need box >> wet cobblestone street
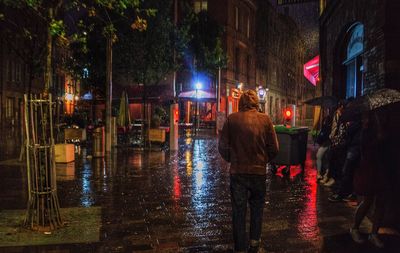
[1,131,399,252]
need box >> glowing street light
[195,82,202,92]
[257,86,268,113]
[195,81,202,134]
[65,93,73,101]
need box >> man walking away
[218,90,279,253]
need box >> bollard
[93,126,105,157]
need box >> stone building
[320,0,400,229]
[320,0,400,98]
[174,0,258,126]
[271,0,320,59]
[208,0,258,114]
[256,0,314,125]
[180,0,315,125]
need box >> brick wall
[210,0,257,90]
[320,0,400,230]
[320,0,393,97]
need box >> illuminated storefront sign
[304,55,319,86]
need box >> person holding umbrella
[304,95,338,182]
[321,99,348,187]
[315,109,333,181]
[346,89,400,248]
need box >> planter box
[148,128,166,143]
[56,162,76,181]
[54,143,75,163]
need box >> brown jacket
[218,93,279,175]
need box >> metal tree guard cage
[24,94,63,231]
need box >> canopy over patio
[178,90,216,100]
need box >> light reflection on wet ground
[0,130,399,252]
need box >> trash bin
[272,125,309,170]
[93,126,105,157]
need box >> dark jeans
[230,174,267,251]
[328,146,346,181]
[337,146,360,196]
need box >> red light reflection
[173,174,181,200]
[297,151,320,242]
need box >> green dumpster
[272,125,309,170]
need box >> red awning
[304,55,319,86]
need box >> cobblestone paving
[0,131,399,252]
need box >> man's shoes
[350,228,365,244]
[328,194,343,202]
[323,178,335,187]
[343,194,357,202]
[369,233,384,248]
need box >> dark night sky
[269,0,320,60]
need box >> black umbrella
[304,96,338,108]
[341,88,400,121]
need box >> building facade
[0,7,75,156]
[207,0,258,114]
[174,0,257,127]
[320,0,400,229]
[256,1,314,125]
[320,0,400,98]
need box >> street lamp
[195,82,202,135]
[257,86,267,113]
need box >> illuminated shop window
[247,16,250,38]
[343,23,364,98]
[194,0,207,13]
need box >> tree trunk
[105,36,113,152]
[28,66,33,96]
[142,83,147,149]
[44,8,53,94]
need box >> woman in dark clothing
[322,100,347,187]
[316,110,333,181]
[328,118,361,201]
[350,105,399,248]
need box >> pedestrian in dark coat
[218,89,279,253]
[350,103,400,248]
[322,100,347,187]
[328,118,361,202]
[316,109,333,181]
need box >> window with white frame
[16,62,22,82]
[235,47,240,79]
[6,97,14,118]
[235,7,239,31]
[247,16,250,38]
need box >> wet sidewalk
[0,131,399,252]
